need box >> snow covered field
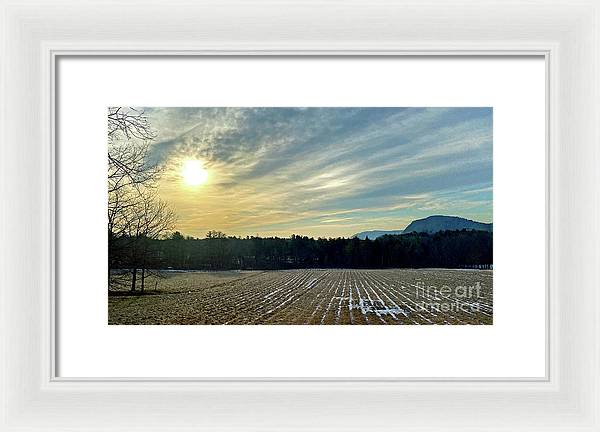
[108,269,493,325]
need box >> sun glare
[181,160,209,186]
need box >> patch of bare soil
[108,269,493,325]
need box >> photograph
[108,107,493,325]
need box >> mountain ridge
[353,215,492,239]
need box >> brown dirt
[108,269,493,325]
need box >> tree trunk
[141,267,145,293]
[131,268,137,292]
[107,231,113,289]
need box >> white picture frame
[1,1,598,431]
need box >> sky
[140,107,492,239]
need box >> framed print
[56,56,545,379]
[1,1,599,431]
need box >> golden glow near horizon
[181,159,209,186]
[146,107,493,239]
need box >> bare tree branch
[107,107,177,291]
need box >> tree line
[110,229,493,279]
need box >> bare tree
[128,191,176,292]
[107,107,175,291]
[108,107,160,196]
[108,107,156,142]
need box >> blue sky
[143,107,492,238]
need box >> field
[108,269,492,325]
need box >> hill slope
[352,215,492,239]
[403,215,492,234]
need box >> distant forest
[109,229,493,290]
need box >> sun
[181,159,209,186]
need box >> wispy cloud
[142,107,492,238]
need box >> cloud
[141,107,493,238]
